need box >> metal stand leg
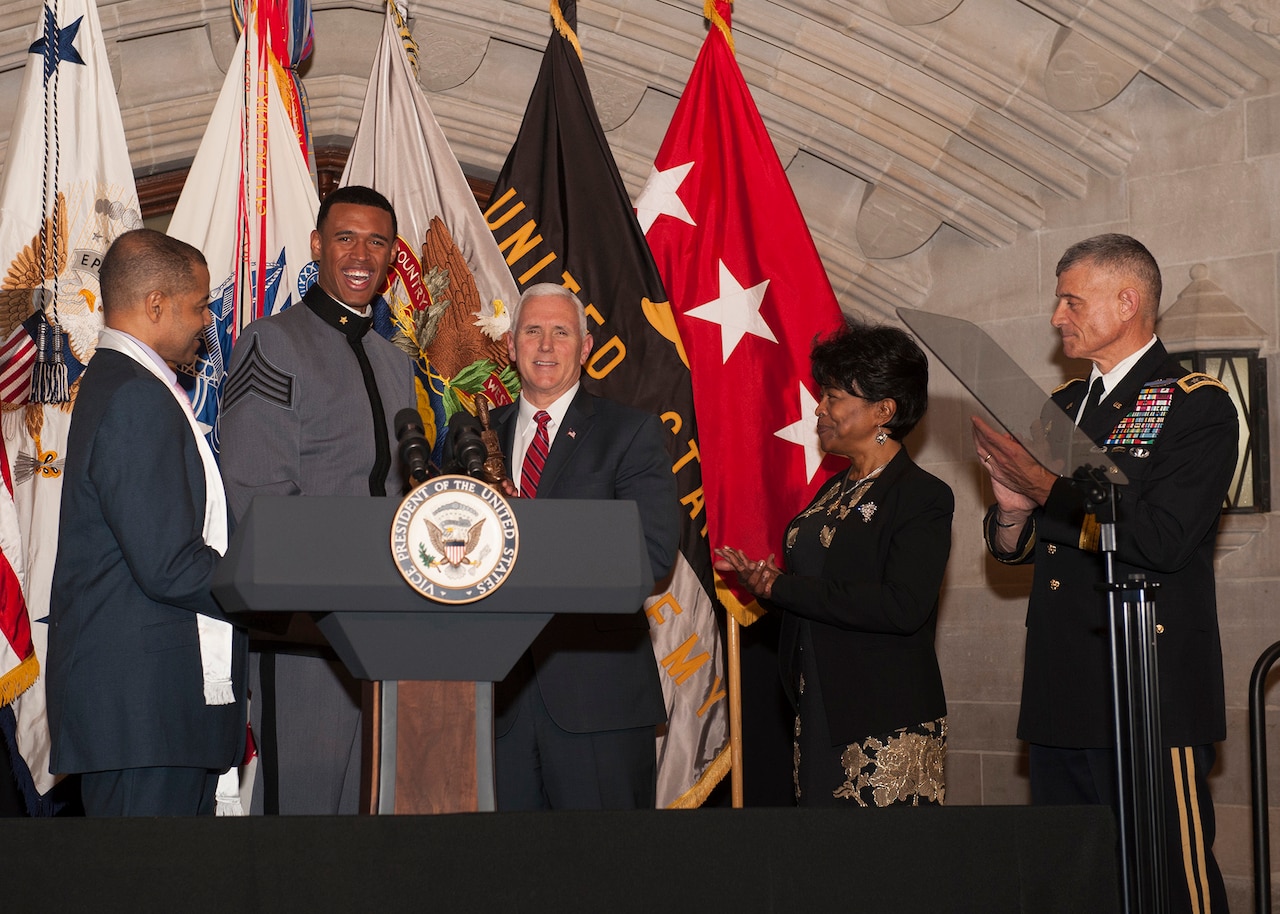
[1107,576,1166,914]
[1094,470,1167,914]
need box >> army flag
[486,0,729,807]
[167,0,319,453]
[340,0,520,462]
[638,0,845,623]
[0,0,143,806]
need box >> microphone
[395,408,434,486]
[447,410,487,479]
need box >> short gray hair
[511,282,589,338]
[1056,233,1162,320]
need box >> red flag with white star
[639,0,845,622]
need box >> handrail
[1248,639,1280,914]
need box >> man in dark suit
[47,229,247,816]
[973,234,1236,914]
[488,282,679,810]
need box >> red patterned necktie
[520,410,552,498]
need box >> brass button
[1046,544,1057,555]
[1156,624,1165,634]
[1049,579,1060,590]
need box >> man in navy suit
[488,282,679,810]
[47,229,247,816]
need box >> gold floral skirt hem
[794,713,947,808]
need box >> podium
[212,492,654,814]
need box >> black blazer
[771,447,953,742]
[986,342,1237,748]
[47,350,247,774]
[489,387,680,733]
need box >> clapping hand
[713,546,782,600]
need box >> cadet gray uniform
[220,285,414,814]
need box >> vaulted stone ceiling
[0,0,1275,317]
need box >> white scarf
[95,328,243,814]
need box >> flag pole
[727,613,744,807]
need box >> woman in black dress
[716,319,954,807]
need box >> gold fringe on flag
[668,743,733,808]
[388,0,421,79]
[704,0,735,56]
[0,653,38,708]
[550,0,584,63]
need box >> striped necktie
[520,410,552,498]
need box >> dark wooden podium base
[361,680,494,814]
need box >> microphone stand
[1078,465,1168,914]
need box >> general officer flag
[638,0,845,624]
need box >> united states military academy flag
[167,0,320,453]
[486,0,729,807]
[0,0,143,808]
[340,0,520,464]
[639,0,845,625]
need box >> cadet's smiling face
[310,203,395,309]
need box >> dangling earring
[875,428,888,446]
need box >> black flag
[485,0,728,806]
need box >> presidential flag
[486,0,728,807]
[638,0,845,624]
[340,0,520,463]
[0,0,143,806]
[167,0,319,452]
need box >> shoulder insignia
[1051,377,1086,395]
[1178,372,1228,395]
[1079,513,1100,553]
[222,334,295,412]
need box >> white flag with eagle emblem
[0,0,142,807]
[339,0,520,461]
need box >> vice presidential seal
[390,474,519,604]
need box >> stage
[2,805,1118,912]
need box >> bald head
[99,229,212,365]
[100,229,208,318]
